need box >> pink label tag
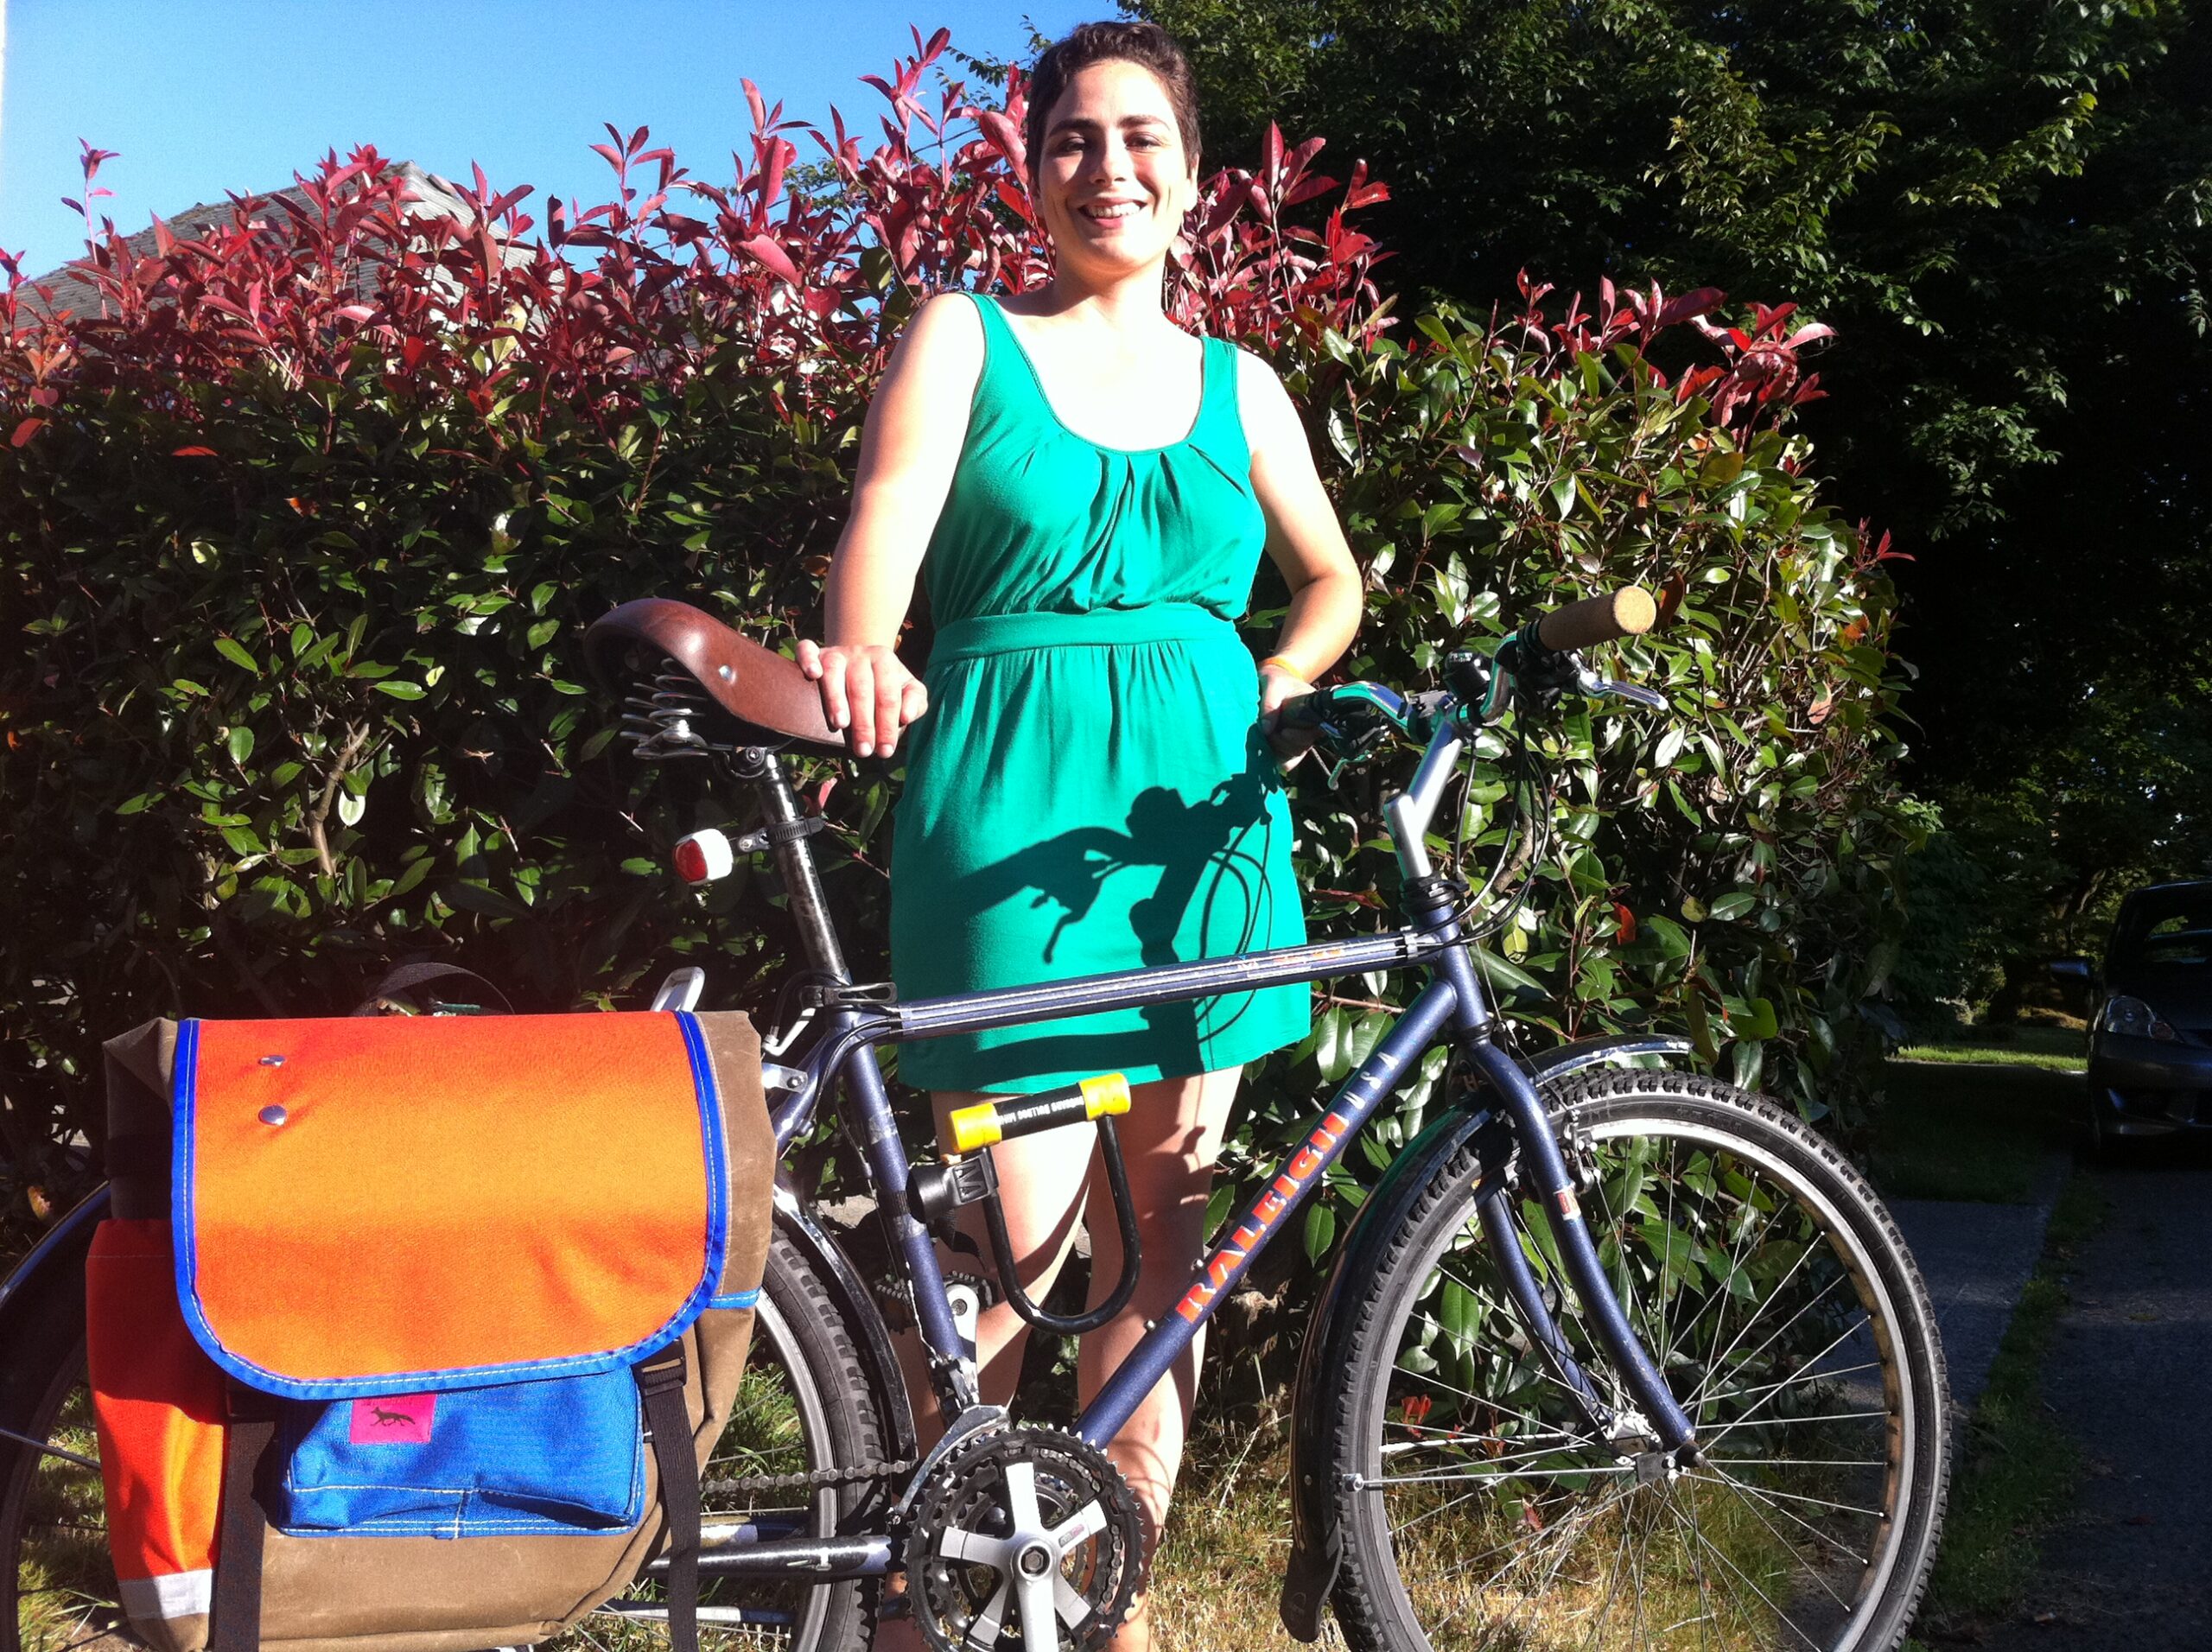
[348,1394,436,1445]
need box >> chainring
[906,1425,1147,1652]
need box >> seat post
[735,748,851,982]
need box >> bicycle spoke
[1668,1484,1718,1651]
[1696,1306,1872,1427]
[1675,1497,1827,1652]
[1688,1468,1883,1523]
[1687,1263,1847,1414]
[1380,1462,1637,1490]
[1576,1502,1635,1650]
[1388,1360,1594,1447]
[1417,1477,1639,1645]
[1699,1356,1883,1422]
[1698,1465,1874,1569]
[1694,1468,1857,1614]
[1705,1456,1886,1471]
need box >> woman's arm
[797,295,983,756]
[1238,352,1364,742]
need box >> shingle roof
[20,161,482,322]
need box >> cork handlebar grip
[1534,588,1659,653]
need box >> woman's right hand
[796,640,928,759]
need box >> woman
[798,20,1363,1646]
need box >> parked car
[2056,879,2212,1152]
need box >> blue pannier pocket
[276,1365,645,1538]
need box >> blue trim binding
[171,1013,734,1400]
[707,1290,761,1312]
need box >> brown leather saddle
[582,598,844,758]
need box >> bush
[0,34,1914,1278]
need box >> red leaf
[1613,904,1637,944]
[743,77,767,135]
[10,418,45,447]
[1654,286,1726,329]
[1339,158,1391,212]
[976,110,1027,173]
[171,445,216,456]
[740,234,803,287]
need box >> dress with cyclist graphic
[888,292,1310,1095]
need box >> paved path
[1980,1153,2212,1650]
[1886,1155,2069,1420]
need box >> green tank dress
[887,293,1311,1095]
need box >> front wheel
[1322,1069,1950,1652]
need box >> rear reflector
[672,829,734,885]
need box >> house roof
[21,161,483,322]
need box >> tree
[1,35,1910,1261]
[1135,0,2212,988]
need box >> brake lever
[1575,667,1668,712]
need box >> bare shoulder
[881,291,986,404]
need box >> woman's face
[1034,59,1198,281]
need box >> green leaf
[373,681,426,700]
[226,726,254,765]
[1708,889,1758,921]
[214,638,260,674]
[1303,1200,1337,1266]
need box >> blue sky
[0,1,1095,277]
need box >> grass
[1892,1023,2087,1075]
[1866,1048,2082,1203]
[1146,1412,1319,1650]
[1893,1043,2085,1074]
[1908,1172,2109,1642]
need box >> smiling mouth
[1079,201,1142,223]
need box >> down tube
[1077,980,1461,1451]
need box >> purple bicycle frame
[768,915,1698,1462]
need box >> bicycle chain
[703,1456,917,1497]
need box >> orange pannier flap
[172,1011,730,1400]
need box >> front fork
[1419,894,1699,1460]
[1462,1035,1699,1457]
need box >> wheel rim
[3,1338,120,1652]
[1361,1109,1924,1651]
[3,1299,855,1652]
[576,1291,853,1650]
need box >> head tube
[1384,719,1466,881]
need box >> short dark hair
[1023,22,1203,182]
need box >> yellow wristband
[1259,653,1307,680]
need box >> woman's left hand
[1258,660,1319,765]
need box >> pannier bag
[89,1007,776,1652]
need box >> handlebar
[1532,587,1658,653]
[1274,583,1654,773]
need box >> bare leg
[884,1067,1242,1651]
[879,1090,1097,1651]
[1076,1065,1242,1652]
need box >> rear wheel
[1323,1070,1950,1651]
[0,1229,891,1652]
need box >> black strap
[207,1382,278,1652]
[636,1346,700,1652]
[349,961,516,1018]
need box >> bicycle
[0,587,1949,1651]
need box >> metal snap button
[258,1105,288,1127]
